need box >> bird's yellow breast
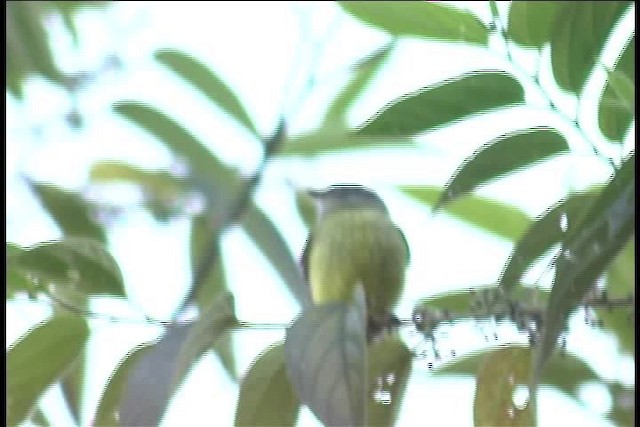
[308,209,408,315]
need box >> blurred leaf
[242,203,311,307]
[7,243,38,298]
[489,1,500,21]
[113,102,240,202]
[30,407,49,426]
[607,382,635,426]
[323,43,393,127]
[367,335,413,426]
[235,342,299,426]
[551,1,630,94]
[474,346,535,426]
[358,71,524,137]
[29,181,106,243]
[339,1,488,45]
[597,236,635,355]
[436,127,569,209]
[155,49,258,137]
[90,161,187,199]
[599,35,634,142]
[280,131,414,156]
[7,315,89,426]
[507,2,566,48]
[285,286,367,426]
[499,190,601,291]
[45,1,110,45]
[120,292,236,426]
[293,187,316,229]
[535,153,635,382]
[402,185,531,241]
[93,345,152,426]
[6,1,63,98]
[604,68,635,113]
[14,237,125,297]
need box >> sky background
[6,1,635,426]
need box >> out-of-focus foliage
[6,1,634,426]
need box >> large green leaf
[113,102,240,202]
[285,286,367,426]
[357,71,524,137]
[402,185,531,241]
[507,2,566,48]
[599,35,635,142]
[90,161,187,199]
[436,127,569,209]
[29,181,106,243]
[551,1,630,94]
[280,131,414,156]
[339,1,488,46]
[155,49,258,137]
[499,190,601,291]
[7,315,89,426]
[93,345,152,426]
[534,153,635,383]
[323,43,393,127]
[367,335,413,427]
[235,342,299,426]
[119,292,236,426]
[242,203,311,307]
[14,237,125,297]
[7,243,39,298]
[474,347,535,426]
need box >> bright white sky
[6,2,634,426]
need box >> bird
[301,184,410,341]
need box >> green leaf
[120,292,236,426]
[29,181,106,243]
[242,203,311,307]
[90,161,187,199]
[7,315,89,426]
[599,35,634,142]
[607,382,635,426]
[280,131,414,156]
[285,285,367,426]
[507,2,566,48]
[474,346,535,426]
[604,68,635,113]
[367,335,413,427]
[436,127,569,209]
[535,153,635,382]
[551,1,630,94]
[402,185,531,241]
[14,237,125,297]
[499,190,601,291]
[113,102,240,202]
[155,49,258,137]
[357,71,524,137]
[93,345,151,426]
[235,342,299,426]
[339,1,489,46]
[7,243,38,298]
[323,43,393,127]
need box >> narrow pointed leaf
[119,292,236,426]
[324,43,393,127]
[402,186,531,241]
[367,336,413,426]
[155,49,258,137]
[14,237,125,297]
[551,1,630,94]
[358,71,524,137]
[499,190,601,291]
[535,153,635,382]
[90,161,187,198]
[29,181,106,243]
[285,286,367,426]
[93,345,152,426]
[507,2,566,48]
[474,346,535,426]
[280,131,414,156]
[242,203,311,307]
[7,315,89,426]
[599,35,634,142]
[235,342,299,426]
[604,68,635,113]
[339,1,489,46]
[436,127,569,209]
